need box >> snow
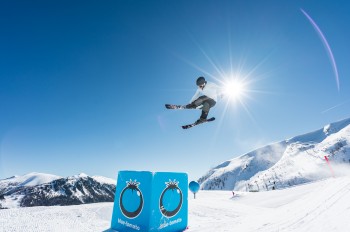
[191,176,350,231]
[0,172,63,208]
[1,176,350,231]
[74,173,89,178]
[1,195,24,209]
[92,176,116,185]
[0,172,62,188]
[0,203,112,231]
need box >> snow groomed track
[1,176,350,232]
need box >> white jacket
[190,81,222,103]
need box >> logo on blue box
[119,180,144,219]
[159,179,183,218]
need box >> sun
[223,79,247,101]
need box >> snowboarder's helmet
[196,77,206,86]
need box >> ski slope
[190,176,350,232]
[1,176,350,231]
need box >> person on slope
[185,76,222,123]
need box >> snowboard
[165,104,186,109]
[182,117,215,129]
[165,104,202,110]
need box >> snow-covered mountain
[92,175,116,185]
[0,173,116,209]
[199,117,350,191]
[0,172,62,196]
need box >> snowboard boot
[196,111,208,124]
[196,118,207,124]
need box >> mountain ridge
[0,173,116,209]
[199,117,350,191]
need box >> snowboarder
[186,76,222,123]
[165,76,222,129]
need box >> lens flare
[301,8,340,91]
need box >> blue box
[111,171,188,232]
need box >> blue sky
[1,0,350,181]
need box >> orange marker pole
[324,156,335,177]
